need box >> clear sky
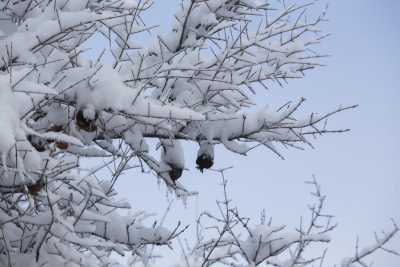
[101,1,400,265]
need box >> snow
[238,224,330,264]
[0,76,19,155]
[197,140,214,159]
[0,0,369,266]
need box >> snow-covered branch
[0,0,352,190]
[341,220,399,267]
[0,1,393,267]
[165,173,398,267]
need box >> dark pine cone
[27,135,48,152]
[169,167,183,182]
[28,180,44,195]
[75,109,97,132]
[196,154,213,172]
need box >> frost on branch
[165,174,399,267]
[167,176,335,267]
[196,141,214,172]
[0,0,367,266]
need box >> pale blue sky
[100,1,400,265]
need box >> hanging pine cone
[27,135,48,152]
[196,141,214,172]
[196,154,213,172]
[168,166,183,182]
[75,108,98,132]
[160,140,184,182]
[28,179,44,196]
